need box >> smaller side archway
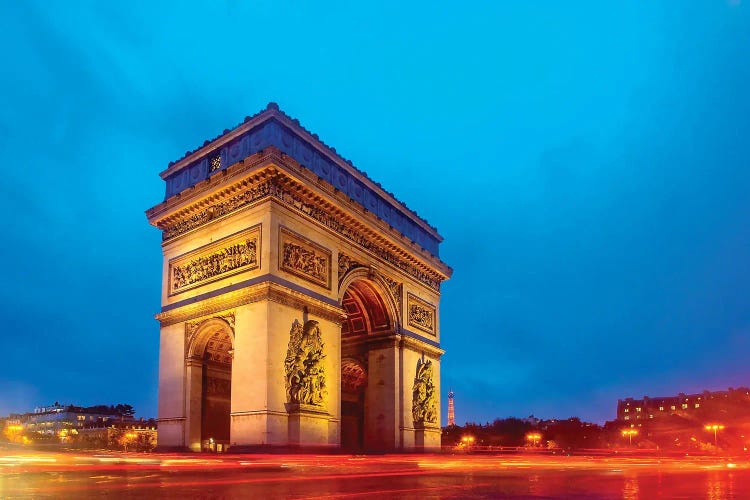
[185,317,234,452]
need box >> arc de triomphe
[146,103,451,452]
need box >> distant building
[617,387,750,423]
[19,404,134,436]
[2,403,156,450]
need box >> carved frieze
[337,252,364,284]
[279,227,331,289]
[159,174,442,292]
[407,293,436,335]
[163,181,272,241]
[169,226,260,295]
[272,179,442,292]
[204,377,231,397]
[284,320,327,406]
[412,359,438,424]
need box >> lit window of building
[624,416,629,420]
[617,387,750,423]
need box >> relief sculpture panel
[279,227,331,289]
[284,320,327,407]
[407,293,436,335]
[169,226,260,295]
[412,359,438,425]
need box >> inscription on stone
[169,226,260,295]
[407,293,436,335]
[279,227,331,289]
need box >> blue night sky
[1,1,749,424]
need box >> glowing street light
[525,432,542,447]
[621,428,638,446]
[460,435,475,447]
[704,424,725,448]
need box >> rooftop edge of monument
[158,103,442,243]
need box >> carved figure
[282,242,328,283]
[284,320,327,406]
[409,303,434,331]
[337,252,363,280]
[412,359,437,424]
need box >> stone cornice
[145,152,277,224]
[147,148,450,291]
[401,336,444,359]
[342,332,443,359]
[155,281,346,327]
[157,103,442,243]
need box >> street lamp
[621,429,638,446]
[525,432,542,447]
[460,435,475,448]
[704,424,725,448]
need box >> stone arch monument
[146,103,452,451]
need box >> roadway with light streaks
[1,450,748,498]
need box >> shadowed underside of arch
[341,280,391,338]
[189,318,234,363]
[203,330,232,365]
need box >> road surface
[1,450,748,498]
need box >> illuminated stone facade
[146,103,451,452]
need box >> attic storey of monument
[146,103,452,452]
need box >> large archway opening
[189,320,233,452]
[340,278,394,451]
